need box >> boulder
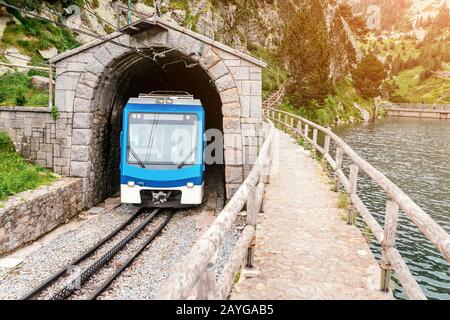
[38,47,58,60]
[31,75,51,91]
[354,103,371,122]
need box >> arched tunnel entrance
[90,49,224,205]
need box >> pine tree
[280,0,332,109]
[351,52,387,100]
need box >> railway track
[21,207,172,300]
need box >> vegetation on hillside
[277,0,376,126]
[0,131,56,201]
[1,7,80,64]
[0,71,49,106]
[364,2,450,103]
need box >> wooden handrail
[157,120,274,300]
[264,107,450,300]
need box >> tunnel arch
[51,17,265,208]
[85,48,228,205]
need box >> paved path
[231,130,392,300]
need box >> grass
[0,71,48,106]
[337,191,349,209]
[0,132,57,200]
[395,66,450,104]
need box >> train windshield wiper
[177,147,196,169]
[128,145,145,168]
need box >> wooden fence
[157,121,274,299]
[263,83,285,109]
[264,107,450,300]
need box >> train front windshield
[127,112,199,168]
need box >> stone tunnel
[0,17,266,208]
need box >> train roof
[127,91,202,106]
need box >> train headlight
[127,181,135,187]
[186,182,194,188]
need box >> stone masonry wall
[0,178,82,255]
[0,18,265,208]
[0,106,72,177]
[51,20,264,205]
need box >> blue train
[120,91,205,207]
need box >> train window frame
[126,112,200,168]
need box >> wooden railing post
[312,128,318,159]
[48,65,53,110]
[283,114,288,132]
[262,144,271,184]
[290,117,294,135]
[334,147,342,192]
[304,124,309,150]
[324,135,330,157]
[347,165,359,225]
[246,188,257,268]
[194,262,216,299]
[296,121,302,139]
[277,112,281,126]
[380,200,399,292]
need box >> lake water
[333,117,450,300]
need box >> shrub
[419,69,433,82]
[0,151,55,200]
[0,132,15,153]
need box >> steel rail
[50,208,161,300]
[21,206,143,300]
[88,211,173,300]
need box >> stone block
[55,74,79,91]
[250,95,262,118]
[222,102,240,117]
[208,61,228,80]
[215,74,235,92]
[250,81,262,96]
[70,161,91,177]
[220,88,239,104]
[75,83,95,100]
[104,42,128,58]
[55,90,75,113]
[85,58,104,75]
[66,61,86,72]
[224,133,242,149]
[230,66,250,80]
[240,95,250,118]
[78,72,99,89]
[239,81,251,95]
[225,149,243,165]
[71,145,90,162]
[224,59,240,67]
[200,47,220,69]
[94,46,113,66]
[73,113,92,129]
[74,98,92,113]
[249,68,262,80]
[223,117,241,133]
[225,166,243,184]
[72,129,92,145]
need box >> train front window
[127,113,199,168]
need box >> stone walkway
[231,130,392,300]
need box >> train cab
[120,91,205,207]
